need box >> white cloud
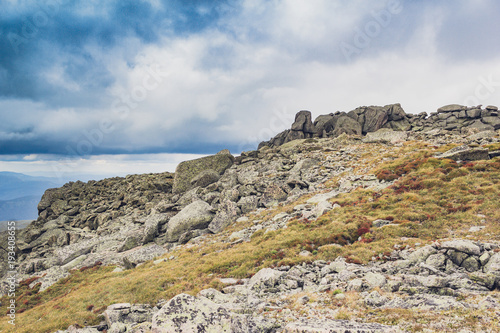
[0,153,207,180]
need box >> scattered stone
[284,318,399,333]
[364,291,389,307]
[373,219,392,228]
[299,250,312,257]
[297,295,309,305]
[6,103,500,333]
[248,268,284,292]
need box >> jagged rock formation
[259,103,500,148]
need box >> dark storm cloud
[0,0,235,104]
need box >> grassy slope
[1,141,499,333]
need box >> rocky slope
[1,103,500,333]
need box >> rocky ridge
[259,103,500,148]
[1,103,500,333]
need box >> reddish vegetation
[375,158,429,181]
[374,157,473,182]
[345,256,363,264]
[392,177,424,194]
[357,222,372,237]
[19,276,41,288]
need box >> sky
[1,0,500,180]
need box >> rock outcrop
[259,103,500,148]
[173,150,234,194]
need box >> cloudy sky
[1,0,500,180]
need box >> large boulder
[441,240,481,256]
[482,116,500,130]
[248,268,284,292]
[464,120,495,132]
[291,110,314,135]
[438,146,490,161]
[386,103,407,121]
[152,293,275,333]
[363,129,408,143]
[437,104,466,113]
[312,113,336,137]
[348,106,389,134]
[261,183,288,207]
[384,104,411,131]
[331,115,362,137]
[237,196,259,214]
[484,252,500,273]
[141,213,171,244]
[104,303,155,328]
[37,188,63,213]
[173,151,234,194]
[261,130,290,148]
[152,294,231,332]
[166,201,214,242]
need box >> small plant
[331,289,343,295]
[270,249,286,260]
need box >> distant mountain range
[0,171,64,221]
